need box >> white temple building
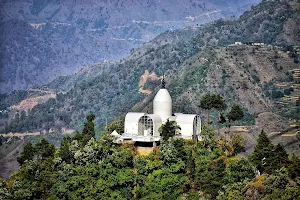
[119,79,201,143]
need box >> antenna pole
[162,74,166,89]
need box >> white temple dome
[153,88,172,122]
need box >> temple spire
[162,74,166,89]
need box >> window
[138,116,154,136]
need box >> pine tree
[199,94,227,125]
[199,94,214,123]
[226,104,244,140]
[159,119,181,141]
[17,142,35,165]
[273,143,289,169]
[227,104,244,123]
[35,138,55,160]
[82,114,96,139]
[288,154,300,179]
[249,130,274,174]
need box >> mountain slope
[0,0,260,93]
[1,0,300,136]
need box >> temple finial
[162,74,166,89]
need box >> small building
[119,78,201,145]
[253,43,264,46]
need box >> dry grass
[231,126,249,132]
[136,147,153,156]
[282,133,297,137]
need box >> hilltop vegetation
[1,116,300,199]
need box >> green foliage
[104,118,124,134]
[200,94,214,110]
[3,121,300,199]
[249,130,274,173]
[0,179,11,200]
[35,138,55,160]
[137,163,188,199]
[249,130,289,175]
[199,157,226,198]
[227,104,244,122]
[199,124,217,150]
[272,90,284,99]
[230,134,246,155]
[273,144,289,169]
[17,142,35,165]
[200,94,226,111]
[224,158,256,185]
[159,119,181,141]
[218,167,300,200]
[160,138,187,165]
[288,154,300,179]
[217,179,248,200]
[82,114,96,140]
[199,94,227,127]
[219,112,227,124]
[57,136,74,164]
[262,168,299,200]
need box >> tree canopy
[3,117,300,200]
[159,119,181,141]
[227,104,244,122]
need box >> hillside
[1,0,300,145]
[0,0,260,93]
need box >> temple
[118,78,201,143]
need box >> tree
[160,138,187,165]
[273,144,289,170]
[288,154,300,179]
[58,136,74,164]
[226,104,244,140]
[230,133,246,155]
[249,130,274,174]
[199,94,214,123]
[104,118,124,134]
[199,94,227,125]
[0,179,11,200]
[199,124,217,150]
[212,95,227,135]
[159,119,181,141]
[17,142,35,165]
[223,158,256,185]
[20,110,26,121]
[227,104,244,123]
[137,160,188,199]
[35,138,55,160]
[200,157,226,198]
[82,114,96,139]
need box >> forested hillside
[2,0,299,138]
